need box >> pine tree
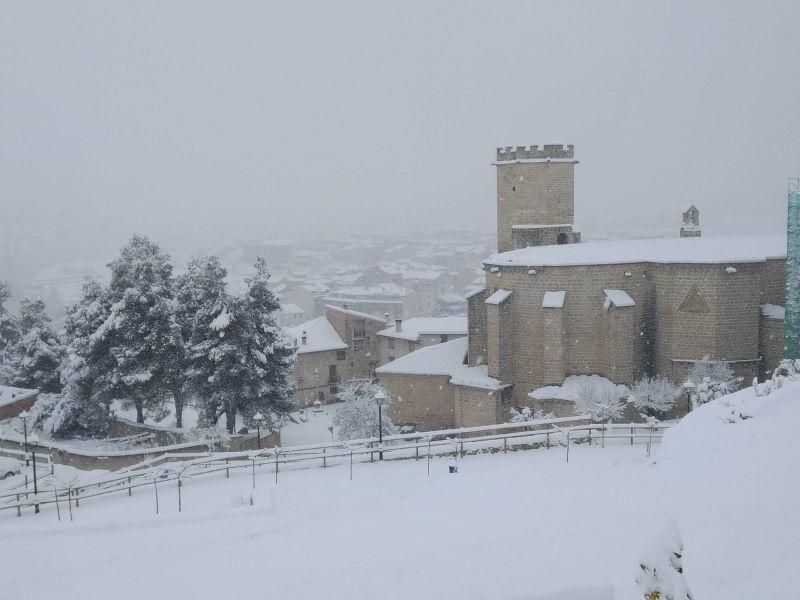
[99,235,179,423]
[190,257,294,433]
[0,281,21,383]
[173,255,228,427]
[49,279,114,437]
[7,298,64,393]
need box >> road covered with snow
[1,380,798,599]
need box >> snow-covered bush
[4,298,64,393]
[685,360,740,409]
[508,406,535,423]
[333,380,398,441]
[754,359,800,397]
[574,381,626,422]
[636,523,694,599]
[629,376,680,418]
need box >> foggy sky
[2,1,799,278]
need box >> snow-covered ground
[280,405,336,446]
[0,381,797,599]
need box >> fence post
[178,478,182,512]
[565,431,570,463]
[503,437,507,454]
[459,440,464,458]
[427,439,431,477]
[55,487,61,522]
[75,489,79,508]
[152,479,158,515]
[601,424,605,449]
[128,476,132,496]
[226,458,230,479]
[349,450,353,481]
[16,494,20,517]
[274,452,279,485]
[546,432,550,449]
[67,487,73,522]
[252,458,256,489]
[323,447,327,469]
[588,426,592,445]
[415,440,419,461]
[630,426,634,446]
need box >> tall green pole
[786,178,800,359]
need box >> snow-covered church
[377,144,787,430]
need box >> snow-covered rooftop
[485,289,512,305]
[376,338,509,390]
[286,317,348,354]
[483,235,787,268]
[603,289,635,309]
[0,385,38,408]
[449,364,509,391]
[376,337,468,377]
[280,303,306,315]
[542,291,565,308]
[761,304,785,320]
[324,305,387,324]
[377,316,468,341]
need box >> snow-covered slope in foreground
[0,383,797,599]
[657,380,800,598]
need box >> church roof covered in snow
[376,337,509,390]
[376,337,468,376]
[377,316,468,341]
[286,316,348,354]
[483,236,787,268]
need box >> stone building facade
[376,316,468,365]
[287,305,386,407]
[374,143,787,428]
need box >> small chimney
[384,312,390,322]
[301,330,307,345]
[395,318,402,333]
[342,303,349,310]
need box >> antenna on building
[301,331,307,345]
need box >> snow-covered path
[0,443,655,600]
[2,379,799,600]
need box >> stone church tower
[495,144,581,252]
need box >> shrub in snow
[754,359,800,397]
[636,523,694,599]
[4,298,64,393]
[508,406,535,423]
[574,381,626,422]
[629,376,680,418]
[333,380,398,441]
[685,360,740,409]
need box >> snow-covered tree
[754,359,800,396]
[575,381,626,422]
[6,298,64,393]
[190,257,294,433]
[333,380,398,441]
[49,279,114,437]
[97,235,180,423]
[685,360,739,409]
[0,281,20,382]
[172,256,228,427]
[629,376,680,418]
[508,406,536,423]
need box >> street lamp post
[28,432,39,514]
[19,410,30,466]
[374,390,387,460]
[253,412,264,450]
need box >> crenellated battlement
[496,144,575,162]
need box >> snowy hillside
[655,379,800,599]
[0,382,797,599]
